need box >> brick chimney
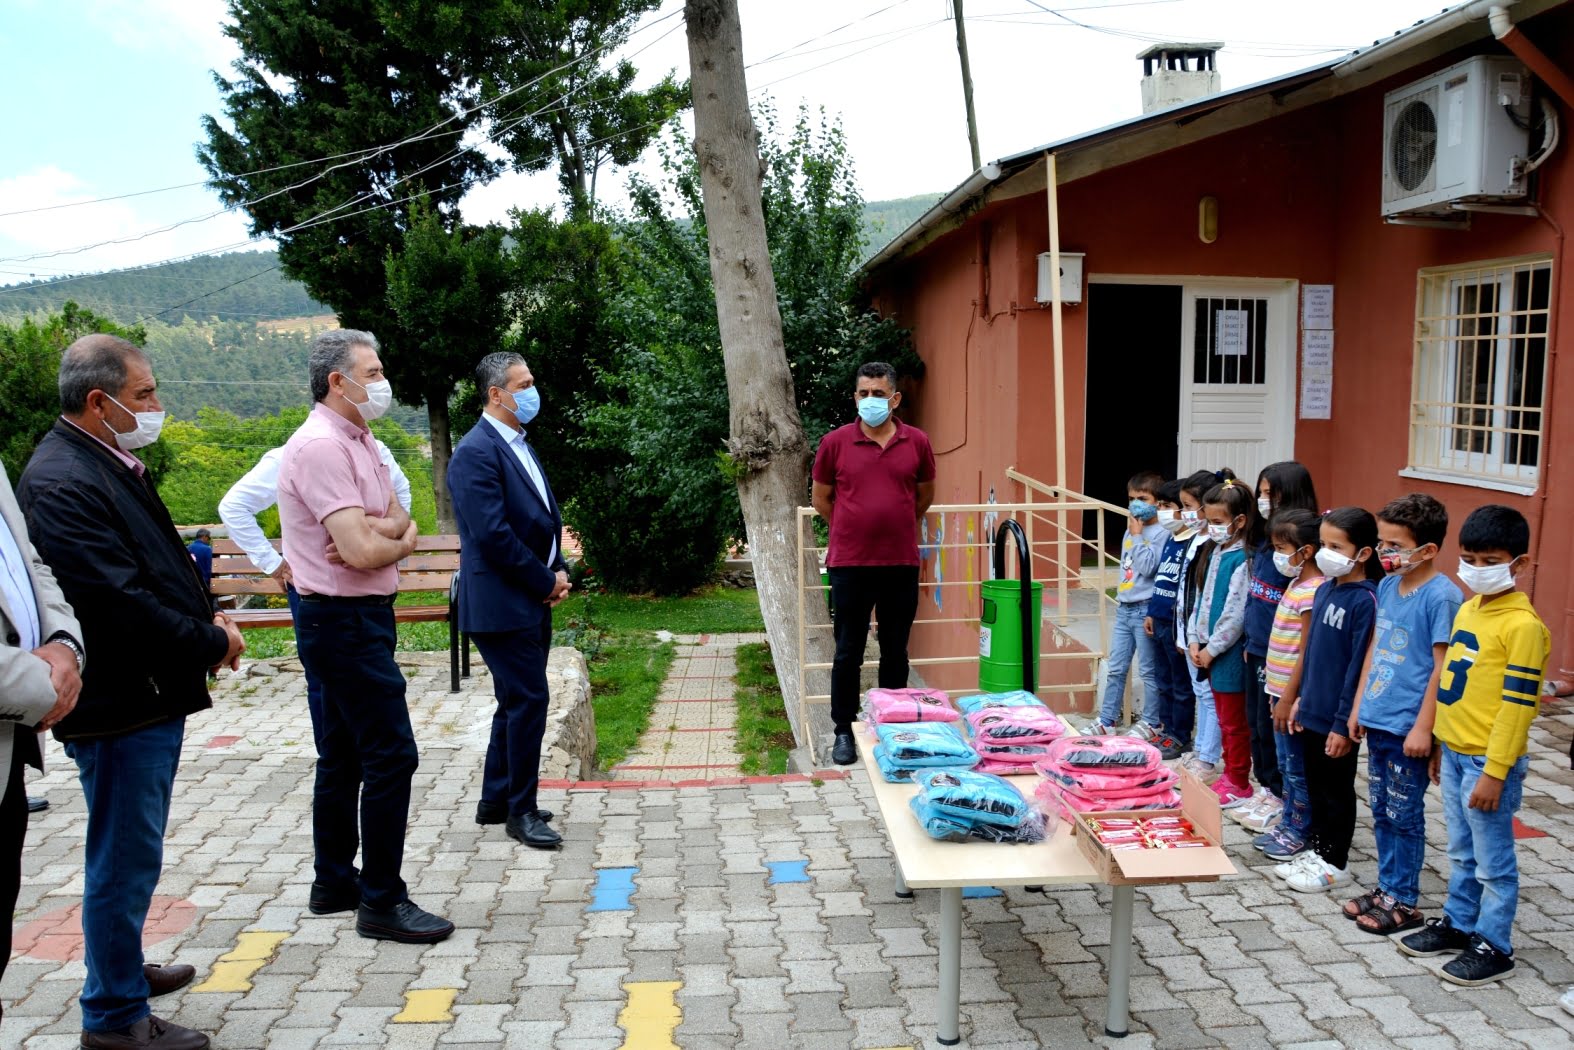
[1138,43,1223,114]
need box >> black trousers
[829,565,920,729]
[294,600,419,911]
[1300,729,1361,870]
[0,732,29,1020]
[1245,653,1281,797]
[472,621,552,817]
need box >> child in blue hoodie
[1142,479,1197,758]
[1280,507,1382,894]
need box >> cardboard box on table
[1069,768,1236,885]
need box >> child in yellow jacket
[1398,505,1549,986]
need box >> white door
[1176,282,1297,484]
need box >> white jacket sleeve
[375,441,413,512]
[217,448,284,575]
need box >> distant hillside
[862,194,942,255]
[0,251,326,324]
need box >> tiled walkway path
[606,633,768,782]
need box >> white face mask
[1315,548,1357,578]
[105,394,166,451]
[1457,558,1518,596]
[1181,509,1201,527]
[1257,495,1273,518]
[343,375,394,422]
[1272,549,1300,576]
[1207,522,1233,544]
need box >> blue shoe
[1263,829,1308,862]
[1251,829,1280,852]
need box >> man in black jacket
[18,334,244,1050]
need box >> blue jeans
[287,584,325,733]
[295,599,419,910]
[1441,745,1527,954]
[1271,693,1310,838]
[1099,601,1155,724]
[1188,661,1220,764]
[1148,617,1193,746]
[1367,728,1429,906]
[64,718,185,1033]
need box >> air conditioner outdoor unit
[1381,55,1530,219]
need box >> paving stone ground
[608,633,767,782]
[5,659,1574,1049]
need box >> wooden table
[854,725,1138,1044]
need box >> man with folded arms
[19,334,243,1050]
[276,329,451,944]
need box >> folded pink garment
[1040,734,1162,774]
[1035,779,1181,817]
[863,687,959,725]
[1058,776,1179,808]
[966,706,1067,746]
[974,756,1043,775]
[1033,760,1178,795]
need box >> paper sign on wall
[1302,285,1334,329]
[1215,310,1249,356]
[1300,330,1333,420]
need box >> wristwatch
[47,631,84,672]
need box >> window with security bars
[1411,257,1552,485]
[1192,297,1268,385]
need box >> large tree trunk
[685,0,833,755]
[427,394,455,532]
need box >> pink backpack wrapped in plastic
[862,687,959,726]
[966,706,1067,747]
[1038,734,1163,775]
[1033,761,1177,795]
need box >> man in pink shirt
[276,329,451,945]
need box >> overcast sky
[0,0,1451,281]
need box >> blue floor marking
[962,886,1003,898]
[765,860,811,885]
[587,867,638,911]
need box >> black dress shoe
[144,962,196,996]
[27,796,48,813]
[506,812,562,849]
[307,881,360,915]
[478,802,554,824]
[355,900,455,944]
[80,1015,210,1049]
[831,729,857,766]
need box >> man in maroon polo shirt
[812,361,936,765]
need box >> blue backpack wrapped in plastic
[954,690,1045,716]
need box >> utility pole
[952,0,981,170]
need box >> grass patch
[588,637,675,769]
[733,641,794,776]
[555,586,764,634]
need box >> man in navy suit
[447,352,569,850]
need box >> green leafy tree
[568,104,920,593]
[0,303,147,478]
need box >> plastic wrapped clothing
[910,767,1034,826]
[1036,778,1181,818]
[1036,763,1179,798]
[875,723,978,767]
[973,743,1055,775]
[966,706,1067,746]
[1040,734,1163,774]
[955,690,1045,716]
[1058,776,1180,809]
[862,687,960,726]
[909,795,1046,843]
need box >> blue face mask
[511,386,540,426]
[858,396,891,427]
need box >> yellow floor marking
[393,988,458,1023]
[617,980,682,1050]
[191,931,289,993]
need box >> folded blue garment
[954,690,1046,716]
[908,795,1045,843]
[875,722,978,766]
[910,767,1034,826]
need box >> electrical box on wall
[1035,252,1085,304]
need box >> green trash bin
[979,578,1042,694]
[979,518,1041,695]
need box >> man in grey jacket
[0,461,84,1021]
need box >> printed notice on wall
[1215,309,1249,356]
[1302,285,1334,330]
[1300,329,1333,419]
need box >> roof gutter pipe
[1334,0,1508,77]
[1488,4,1574,109]
[863,162,1001,272]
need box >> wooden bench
[209,535,472,692]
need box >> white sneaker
[1239,799,1284,832]
[1227,788,1272,824]
[1181,756,1220,784]
[1286,856,1353,894]
[1084,719,1118,736]
[1125,721,1160,742]
[1274,851,1322,881]
[1561,986,1574,1017]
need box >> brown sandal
[1355,895,1424,935]
[1342,889,1383,920]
